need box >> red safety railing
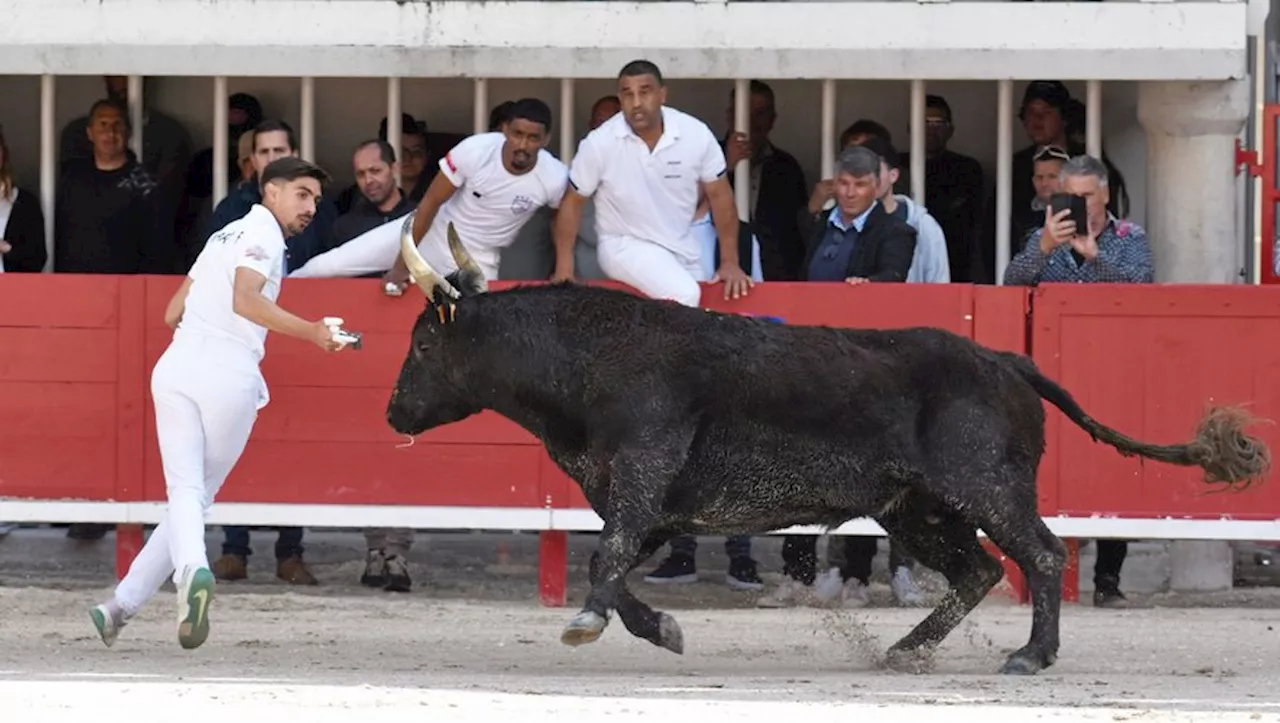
[1,275,1278,607]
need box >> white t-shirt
[176,203,286,362]
[421,132,569,280]
[568,106,727,261]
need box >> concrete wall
[0,75,1149,230]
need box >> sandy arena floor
[2,528,1280,720]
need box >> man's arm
[1091,225,1155,283]
[232,266,335,349]
[704,176,741,272]
[551,188,588,280]
[164,276,193,329]
[1002,230,1052,286]
[385,172,459,283]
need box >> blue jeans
[221,526,304,560]
[668,535,753,561]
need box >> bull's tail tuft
[1003,352,1272,493]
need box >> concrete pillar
[1137,80,1250,284]
[1136,79,1249,593]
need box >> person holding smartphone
[1000,153,1151,608]
[1002,153,1153,287]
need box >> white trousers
[289,213,502,282]
[596,235,707,308]
[114,336,265,616]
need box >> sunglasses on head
[1034,146,1071,163]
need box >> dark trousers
[668,534,752,561]
[1093,539,1128,589]
[781,534,914,585]
[222,525,305,560]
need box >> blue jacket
[202,179,340,273]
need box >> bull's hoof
[656,613,684,655]
[999,651,1045,676]
[561,611,608,647]
[883,645,935,674]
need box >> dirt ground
[3,527,1280,720]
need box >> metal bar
[300,76,315,160]
[387,76,402,189]
[213,76,228,206]
[127,75,143,158]
[559,77,575,165]
[995,79,1013,285]
[910,79,926,205]
[821,80,835,180]
[39,74,55,272]
[733,78,749,222]
[1262,105,1278,284]
[474,78,489,135]
[1086,79,1102,159]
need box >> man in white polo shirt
[290,98,568,288]
[550,59,752,305]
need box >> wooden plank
[0,328,118,382]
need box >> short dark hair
[508,97,553,135]
[88,98,130,129]
[253,119,298,153]
[840,119,891,147]
[925,94,952,123]
[488,101,516,132]
[729,80,777,116]
[618,59,663,86]
[355,138,396,166]
[857,135,900,171]
[261,156,330,188]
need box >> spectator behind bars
[756,144,917,609]
[722,80,809,280]
[1012,145,1068,247]
[1001,153,1148,608]
[204,119,339,276]
[0,123,47,273]
[59,75,192,254]
[857,136,949,284]
[335,114,435,216]
[54,98,172,274]
[895,94,985,283]
[178,92,264,266]
[333,139,417,248]
[1003,153,1152,287]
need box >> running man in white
[288,98,569,289]
[551,59,753,305]
[90,156,353,651]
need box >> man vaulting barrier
[89,157,358,651]
[385,218,1269,677]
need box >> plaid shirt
[1003,214,1154,285]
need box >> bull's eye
[416,342,430,355]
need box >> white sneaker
[756,578,812,608]
[176,565,216,650]
[89,599,129,648]
[891,566,926,606]
[840,578,871,608]
[811,567,845,603]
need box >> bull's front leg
[560,438,686,648]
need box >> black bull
[385,214,1271,675]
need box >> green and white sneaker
[177,566,215,650]
[89,600,128,648]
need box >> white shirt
[568,106,727,261]
[421,132,569,280]
[176,204,286,362]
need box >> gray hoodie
[893,194,951,284]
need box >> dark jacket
[54,156,173,274]
[800,201,917,283]
[724,141,809,281]
[2,187,47,272]
[202,178,340,274]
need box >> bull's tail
[1003,352,1272,492]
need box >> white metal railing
[29,74,1111,282]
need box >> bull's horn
[446,222,489,293]
[400,213,460,300]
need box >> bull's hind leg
[877,507,1005,672]
[584,535,684,654]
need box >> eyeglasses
[1034,145,1070,163]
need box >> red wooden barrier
[3,275,1278,609]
